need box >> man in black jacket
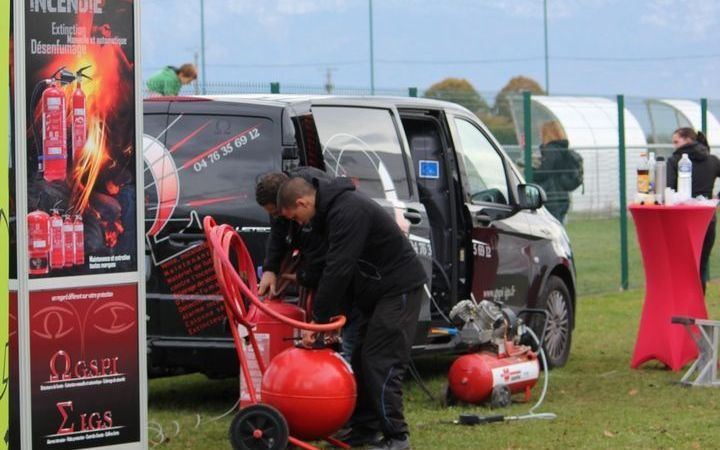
[277,176,427,450]
[255,166,329,296]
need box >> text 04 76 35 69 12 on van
[143,95,577,377]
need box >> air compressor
[446,299,543,408]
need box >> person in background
[277,176,426,450]
[533,120,575,223]
[667,127,720,293]
[146,63,197,96]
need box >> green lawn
[149,284,720,449]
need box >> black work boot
[368,434,412,450]
[332,427,383,447]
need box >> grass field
[149,286,720,449]
[148,215,720,449]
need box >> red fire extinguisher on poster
[73,214,85,266]
[63,214,75,268]
[71,66,92,162]
[49,208,65,270]
[41,71,68,182]
[28,209,50,275]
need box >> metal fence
[142,80,720,293]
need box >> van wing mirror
[517,183,546,210]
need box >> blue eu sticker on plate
[419,160,440,179]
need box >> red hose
[203,216,346,332]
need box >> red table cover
[629,203,716,371]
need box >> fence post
[270,82,280,94]
[617,94,628,291]
[523,91,533,182]
[408,87,418,98]
[701,98,708,137]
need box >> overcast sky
[140,0,720,99]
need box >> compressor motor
[446,299,541,408]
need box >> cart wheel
[490,385,511,409]
[229,404,289,450]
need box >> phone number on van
[188,126,261,173]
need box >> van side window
[311,107,411,201]
[454,118,509,205]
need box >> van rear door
[144,99,281,374]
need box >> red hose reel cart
[203,216,356,450]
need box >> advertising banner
[1,0,11,445]
[29,285,139,449]
[23,0,137,279]
[13,1,145,448]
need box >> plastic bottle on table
[677,153,693,202]
[648,151,656,193]
[637,152,650,194]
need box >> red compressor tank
[448,351,539,404]
[27,209,50,275]
[251,298,306,360]
[262,347,356,440]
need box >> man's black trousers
[349,286,423,439]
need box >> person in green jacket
[146,63,197,96]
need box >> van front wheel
[535,275,573,369]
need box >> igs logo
[56,401,113,435]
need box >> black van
[143,95,577,377]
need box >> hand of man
[258,271,277,297]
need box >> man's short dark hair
[277,177,316,210]
[255,172,289,206]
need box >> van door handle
[403,211,423,225]
[475,211,492,225]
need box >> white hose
[507,326,557,422]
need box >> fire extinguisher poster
[23,0,137,278]
[29,285,139,449]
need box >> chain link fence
[142,80,720,294]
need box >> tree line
[424,75,545,145]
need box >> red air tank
[49,209,65,270]
[448,352,539,404]
[251,298,306,360]
[28,210,50,275]
[262,347,356,440]
[41,78,67,182]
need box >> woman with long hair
[667,127,720,292]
